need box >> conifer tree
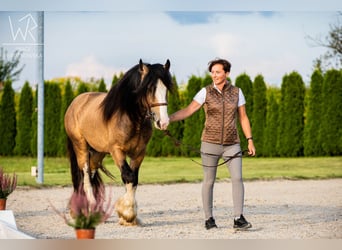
[98,78,107,92]
[77,82,89,95]
[320,69,342,155]
[161,76,183,156]
[15,81,33,155]
[44,83,62,156]
[112,73,123,87]
[0,81,16,155]
[276,75,288,156]
[263,89,279,157]
[277,72,305,156]
[235,73,253,150]
[182,76,203,156]
[58,81,74,156]
[304,70,324,156]
[252,75,267,156]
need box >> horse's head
[140,59,172,130]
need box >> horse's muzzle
[155,118,169,130]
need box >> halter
[146,102,168,121]
[149,102,168,108]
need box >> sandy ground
[5,179,342,239]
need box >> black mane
[101,61,173,124]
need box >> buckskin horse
[64,59,173,225]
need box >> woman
[169,58,256,230]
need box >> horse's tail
[67,136,82,191]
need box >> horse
[64,59,173,225]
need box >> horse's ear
[164,59,170,71]
[139,59,144,71]
[139,59,149,76]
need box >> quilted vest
[201,82,240,145]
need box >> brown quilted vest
[201,82,240,145]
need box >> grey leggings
[201,142,244,219]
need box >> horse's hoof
[118,217,139,226]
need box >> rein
[163,130,249,168]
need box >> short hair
[208,58,231,73]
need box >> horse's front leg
[113,153,142,226]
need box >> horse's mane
[101,61,173,124]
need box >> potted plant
[0,167,17,210]
[52,187,113,239]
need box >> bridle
[146,102,168,122]
[150,102,168,108]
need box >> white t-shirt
[193,85,246,107]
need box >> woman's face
[210,64,229,86]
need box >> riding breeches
[200,142,244,219]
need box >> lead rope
[163,130,249,168]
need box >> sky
[0,1,341,90]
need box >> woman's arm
[238,104,256,156]
[169,100,202,122]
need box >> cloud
[210,32,240,58]
[65,56,124,83]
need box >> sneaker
[233,214,252,230]
[205,217,218,230]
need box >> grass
[0,156,341,187]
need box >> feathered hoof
[118,216,140,226]
[115,196,138,226]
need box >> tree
[304,70,324,156]
[263,89,279,157]
[15,82,33,155]
[277,72,305,157]
[319,69,342,155]
[0,81,16,155]
[0,48,24,90]
[98,78,107,92]
[45,82,62,156]
[235,73,253,150]
[77,82,89,95]
[252,75,267,156]
[182,76,203,156]
[161,76,183,156]
[58,81,74,156]
[308,12,342,71]
[112,72,124,87]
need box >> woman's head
[208,58,231,73]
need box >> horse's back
[64,92,106,134]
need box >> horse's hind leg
[82,162,97,205]
[88,149,106,200]
[70,140,97,206]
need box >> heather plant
[52,187,113,229]
[0,167,17,199]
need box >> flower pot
[75,228,96,239]
[0,198,6,210]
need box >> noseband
[146,102,168,121]
[149,102,168,108]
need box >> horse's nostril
[156,120,161,128]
